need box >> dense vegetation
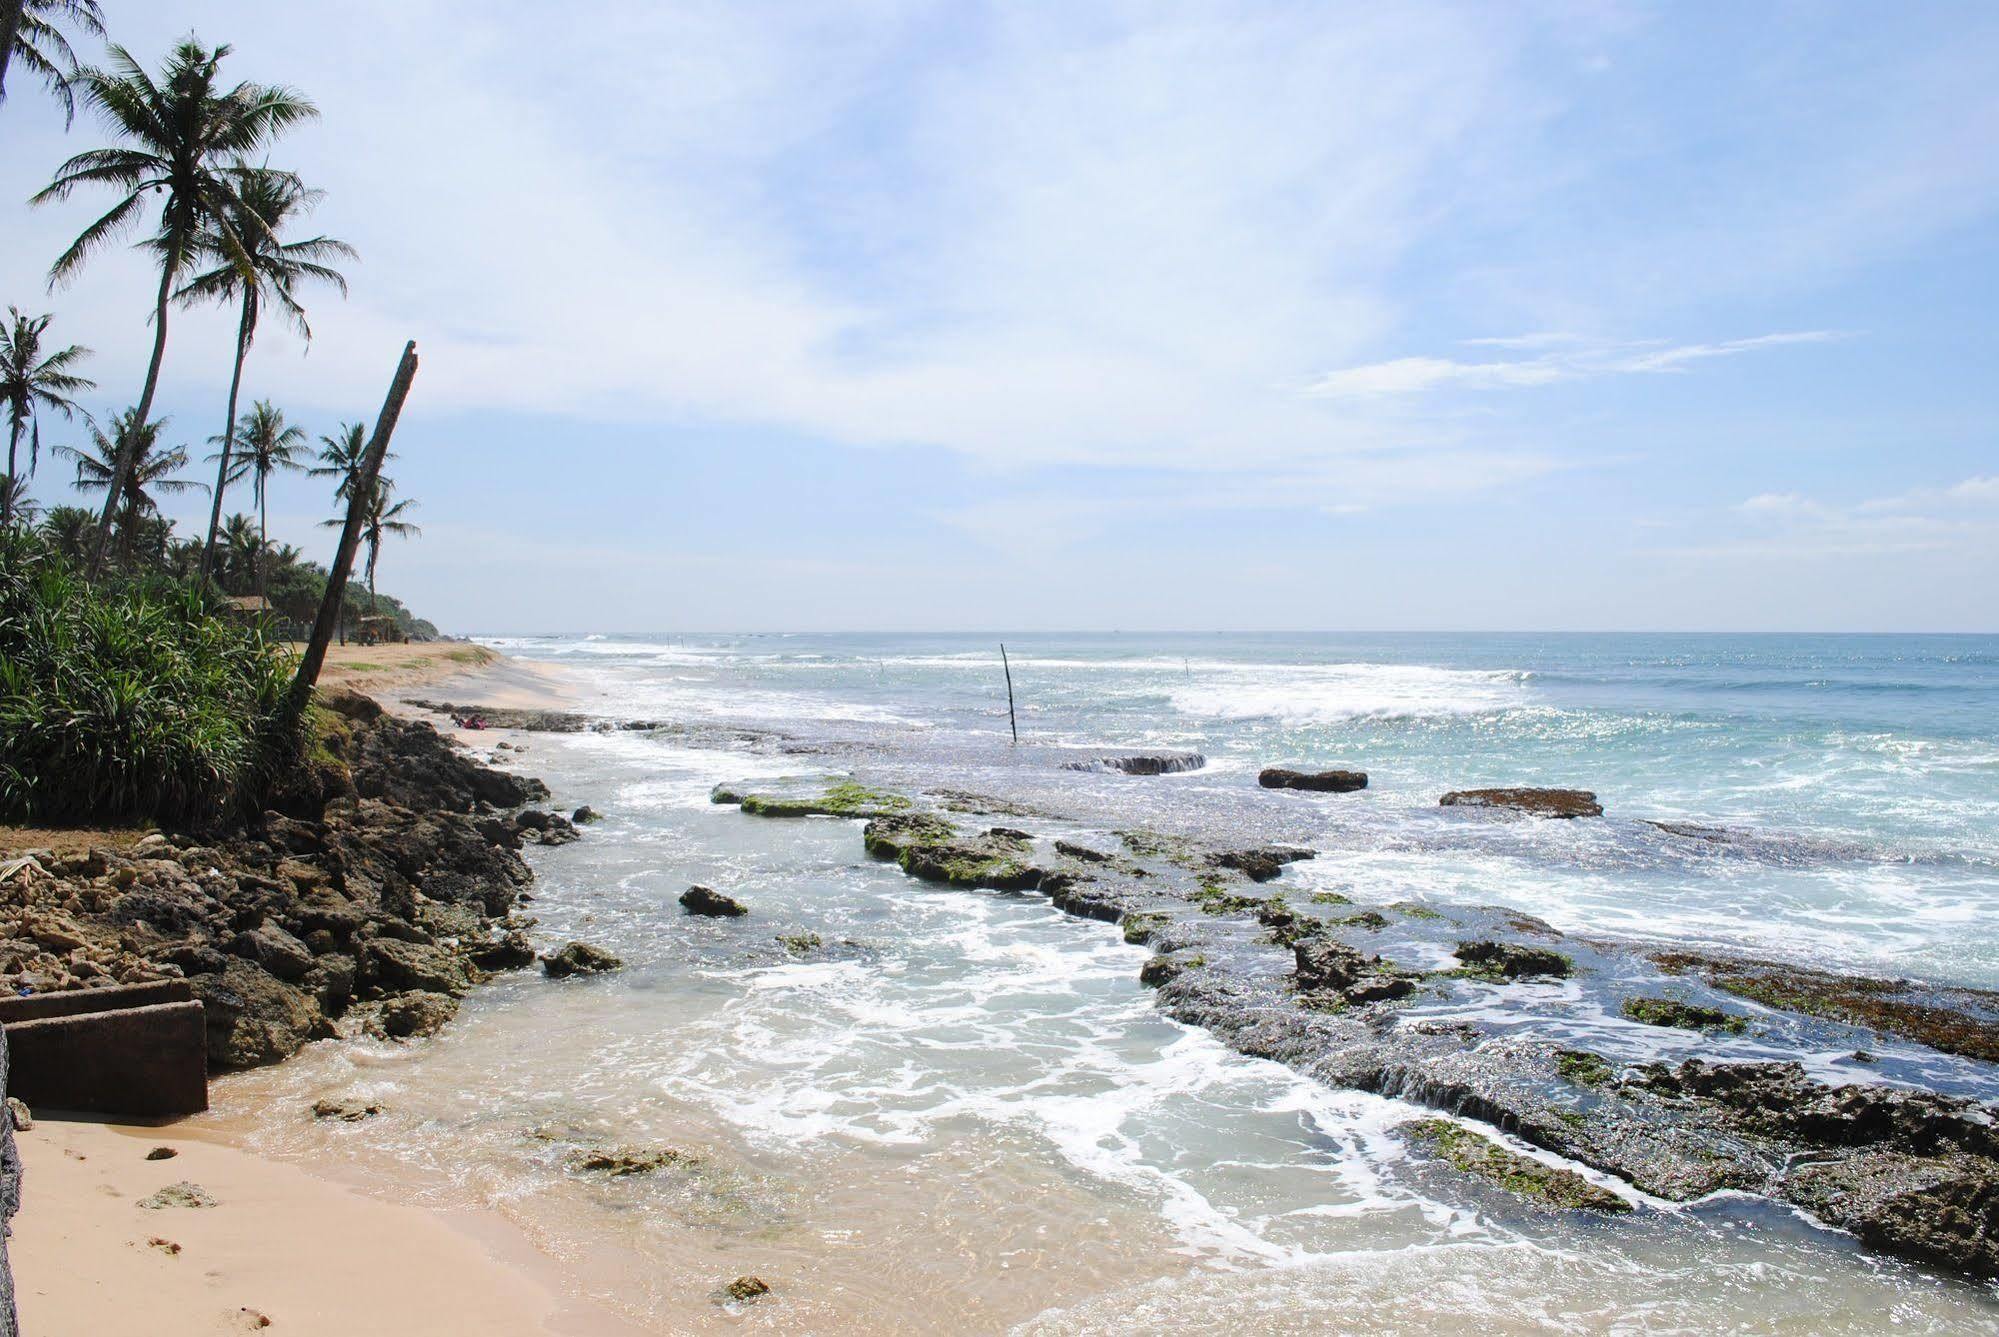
[0,530,299,824]
[0,7,434,824]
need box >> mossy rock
[1191,877,1266,916]
[1555,1048,1616,1088]
[1404,1118,1629,1213]
[1621,995,1747,1033]
[1452,940,1574,980]
[738,780,912,820]
[1338,911,1389,931]
[1389,901,1445,921]
[1309,891,1353,906]
[1121,912,1170,945]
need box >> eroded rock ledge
[1,692,567,1068]
[713,776,1999,1279]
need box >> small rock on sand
[724,1276,771,1302]
[145,1146,178,1161]
[311,1098,382,1122]
[138,1181,216,1210]
[7,1097,31,1131]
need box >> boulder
[572,806,602,824]
[372,990,460,1039]
[1208,846,1315,883]
[542,941,623,978]
[361,937,479,997]
[467,931,537,972]
[1440,788,1603,818]
[229,923,315,981]
[679,885,748,918]
[311,1098,381,1122]
[191,959,329,1069]
[1259,768,1368,793]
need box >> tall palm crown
[308,421,395,503]
[59,407,199,563]
[32,37,316,570]
[323,479,419,602]
[0,0,107,124]
[180,164,355,579]
[35,503,96,561]
[0,306,94,526]
[208,399,305,600]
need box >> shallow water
[221,633,1999,1330]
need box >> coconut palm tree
[179,165,355,581]
[0,0,105,124]
[59,407,200,565]
[0,473,32,525]
[307,421,396,503]
[322,479,418,607]
[35,502,95,561]
[32,37,316,572]
[0,307,95,527]
[207,399,304,602]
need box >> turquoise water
[228,631,1999,1331]
[495,631,1999,987]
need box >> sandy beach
[5,646,644,1337]
[8,1117,626,1337]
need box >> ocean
[221,632,1999,1331]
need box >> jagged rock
[1440,788,1603,818]
[1209,846,1315,883]
[1405,1119,1629,1213]
[724,1276,771,1302]
[145,1146,177,1160]
[1062,753,1206,776]
[230,923,315,981]
[192,959,330,1068]
[680,885,748,918]
[137,1181,216,1210]
[1259,768,1368,793]
[542,941,623,977]
[361,937,480,996]
[311,1098,381,1122]
[564,1146,695,1177]
[372,990,461,1039]
[1455,940,1574,979]
[467,931,537,971]
[6,1098,30,1131]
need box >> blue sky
[2,1,1995,632]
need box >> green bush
[0,534,303,825]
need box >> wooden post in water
[290,341,418,710]
[1001,642,1019,744]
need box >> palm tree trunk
[257,481,269,606]
[199,296,255,583]
[90,248,179,575]
[0,0,23,102]
[2,412,19,529]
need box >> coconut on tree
[0,306,94,527]
[178,164,354,582]
[32,37,316,573]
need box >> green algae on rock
[1404,1119,1630,1213]
[1622,995,1748,1033]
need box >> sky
[1,0,1995,633]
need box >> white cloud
[1307,331,1844,399]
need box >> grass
[0,537,303,825]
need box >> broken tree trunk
[1001,642,1018,743]
[290,341,417,711]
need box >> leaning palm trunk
[91,249,178,573]
[294,340,417,709]
[199,294,255,583]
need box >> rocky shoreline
[700,773,1999,1281]
[0,690,582,1070]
